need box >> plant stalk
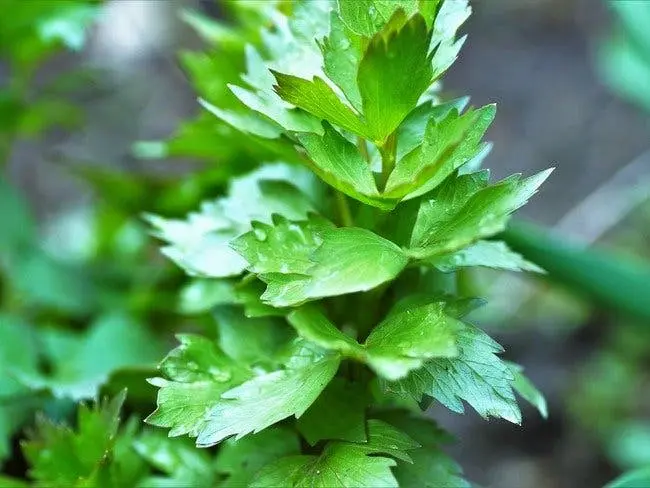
[379,132,397,190]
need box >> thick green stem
[357,137,370,163]
[379,132,397,190]
[335,191,354,227]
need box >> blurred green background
[2,1,650,487]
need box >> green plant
[145,1,550,485]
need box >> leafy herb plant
[145,0,551,485]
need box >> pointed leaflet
[251,420,418,488]
[261,227,408,307]
[507,362,548,419]
[149,163,317,278]
[196,341,340,446]
[22,392,126,486]
[231,214,334,275]
[297,124,395,209]
[426,240,544,273]
[390,323,522,424]
[337,0,422,37]
[146,335,251,438]
[358,13,434,143]
[375,411,470,488]
[385,105,496,199]
[320,12,363,111]
[288,303,459,380]
[273,72,368,137]
[408,169,553,259]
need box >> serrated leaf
[261,228,408,307]
[195,341,339,446]
[358,13,433,143]
[385,105,496,199]
[288,302,459,380]
[507,362,548,419]
[391,323,522,424]
[297,378,368,445]
[231,214,334,275]
[146,335,251,438]
[150,164,317,278]
[252,419,418,488]
[199,98,283,139]
[297,124,392,209]
[408,169,553,258]
[22,392,126,487]
[426,240,544,273]
[320,12,363,111]
[337,0,419,37]
[273,72,368,136]
[215,428,301,487]
[365,302,459,380]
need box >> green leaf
[297,124,392,209]
[195,341,340,446]
[214,306,292,367]
[408,169,553,258]
[606,467,650,488]
[426,240,544,273]
[36,3,97,51]
[22,391,126,487]
[149,164,317,278]
[358,13,433,143]
[320,12,363,111]
[297,378,368,445]
[200,98,283,139]
[215,428,301,487]
[365,302,459,380]
[252,419,417,488]
[337,0,419,37]
[507,362,548,419]
[288,302,459,380]
[134,432,214,487]
[391,323,522,424]
[231,214,335,275]
[385,105,496,199]
[273,72,368,136]
[261,228,408,307]
[374,411,470,488]
[146,335,251,438]
[500,220,650,322]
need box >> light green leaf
[507,362,548,419]
[297,378,368,445]
[261,228,408,307]
[408,169,553,258]
[252,419,417,488]
[273,72,367,136]
[385,105,496,199]
[606,467,650,488]
[297,124,392,209]
[288,303,459,380]
[149,164,317,278]
[337,0,419,37]
[231,214,334,275]
[229,84,323,134]
[22,392,126,487]
[146,335,251,438]
[215,428,301,487]
[199,98,283,139]
[320,12,363,111]
[391,323,522,424]
[426,240,544,273]
[365,303,459,380]
[195,341,340,446]
[358,13,433,143]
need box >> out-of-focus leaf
[500,220,650,322]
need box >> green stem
[379,132,397,191]
[335,191,354,227]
